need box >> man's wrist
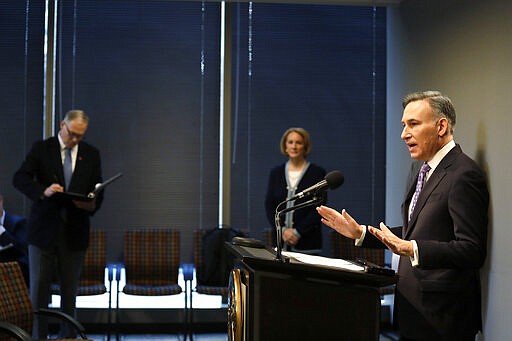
[354,225,366,246]
[408,241,415,257]
[410,240,419,267]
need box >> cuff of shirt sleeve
[354,225,366,246]
[292,228,301,238]
[410,240,419,267]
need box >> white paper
[282,251,364,272]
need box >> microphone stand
[274,195,323,262]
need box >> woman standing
[265,127,326,255]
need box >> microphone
[288,170,344,201]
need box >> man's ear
[438,117,449,136]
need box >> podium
[226,242,397,341]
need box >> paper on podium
[282,251,365,272]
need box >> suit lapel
[4,214,13,231]
[402,183,416,237]
[405,169,446,239]
[403,145,462,239]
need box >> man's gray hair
[64,109,89,124]
[402,90,456,134]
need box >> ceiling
[220,0,403,5]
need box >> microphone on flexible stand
[274,170,345,262]
[285,170,344,202]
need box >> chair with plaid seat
[116,229,183,338]
[0,261,92,341]
[330,230,358,261]
[261,228,273,249]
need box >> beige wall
[386,0,512,338]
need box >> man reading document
[13,109,104,338]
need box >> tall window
[230,4,386,255]
[0,1,44,209]
[55,1,222,262]
[1,1,386,261]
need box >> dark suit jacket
[13,136,103,251]
[363,145,488,340]
[265,163,326,251]
[1,212,29,282]
[2,211,28,250]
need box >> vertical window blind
[229,4,386,255]
[1,1,386,261]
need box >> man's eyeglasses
[63,122,85,140]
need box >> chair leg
[188,287,194,341]
[183,280,188,341]
[115,276,120,341]
[113,263,124,341]
[181,264,194,341]
[107,284,111,341]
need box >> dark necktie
[64,148,73,190]
[410,162,431,220]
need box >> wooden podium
[226,242,397,341]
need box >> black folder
[56,172,123,201]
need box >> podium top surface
[226,242,398,288]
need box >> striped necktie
[410,162,431,220]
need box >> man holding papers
[13,109,104,338]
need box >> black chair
[187,227,246,339]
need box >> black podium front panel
[227,244,397,341]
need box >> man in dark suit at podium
[317,91,489,340]
[13,109,104,339]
